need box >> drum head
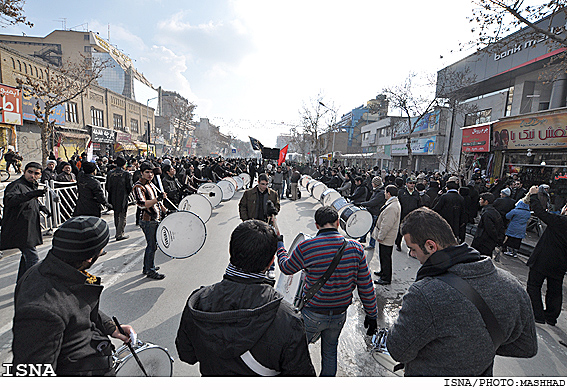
[300,175,312,188]
[322,189,341,206]
[341,208,373,238]
[234,176,244,190]
[223,177,238,191]
[306,179,318,194]
[274,233,312,306]
[331,197,350,214]
[156,211,206,259]
[197,183,222,207]
[312,183,328,200]
[239,173,251,186]
[178,194,213,223]
[115,343,173,377]
[217,180,236,200]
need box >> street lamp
[319,101,338,161]
[146,96,159,157]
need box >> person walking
[106,156,133,241]
[73,162,111,218]
[290,167,301,201]
[372,185,401,285]
[502,198,531,258]
[395,177,420,252]
[471,193,504,257]
[359,176,386,250]
[525,185,567,326]
[275,206,378,376]
[238,173,280,222]
[432,176,466,241]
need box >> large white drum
[339,205,373,238]
[113,340,174,377]
[178,194,213,223]
[233,176,244,190]
[197,183,223,207]
[217,180,236,201]
[311,182,328,200]
[274,233,311,307]
[331,197,350,214]
[156,211,206,259]
[300,175,312,188]
[239,173,251,187]
[223,177,239,191]
[306,179,319,194]
[321,188,341,206]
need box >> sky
[2,0,481,146]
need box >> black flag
[249,136,263,151]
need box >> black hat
[115,156,127,167]
[51,216,109,261]
[83,162,97,174]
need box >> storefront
[54,127,90,160]
[492,109,567,211]
[460,122,494,180]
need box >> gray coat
[387,253,537,376]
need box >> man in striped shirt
[276,206,378,376]
[133,162,167,280]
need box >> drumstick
[112,316,149,377]
[154,176,179,211]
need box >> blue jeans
[17,246,40,283]
[301,308,347,377]
[140,220,159,274]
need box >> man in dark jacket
[426,180,441,207]
[359,176,386,249]
[387,208,537,376]
[56,162,76,182]
[161,164,184,209]
[433,177,466,242]
[395,177,421,251]
[74,162,111,218]
[12,216,135,376]
[510,179,527,201]
[493,188,516,225]
[1,162,50,282]
[175,220,315,376]
[347,176,368,205]
[40,160,57,184]
[526,186,567,326]
[238,173,280,222]
[471,192,504,257]
[106,156,133,241]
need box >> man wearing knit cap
[40,159,57,184]
[494,187,515,224]
[12,216,135,376]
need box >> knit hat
[372,176,382,186]
[447,176,459,183]
[83,162,97,174]
[115,156,127,167]
[51,216,109,261]
[47,160,56,165]
[501,188,511,196]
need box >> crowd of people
[2,151,566,377]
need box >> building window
[464,109,492,127]
[84,34,90,41]
[113,114,123,130]
[66,102,79,123]
[91,107,104,127]
[23,62,27,74]
[17,60,21,72]
[505,86,514,117]
[130,118,139,133]
[11,57,14,69]
[84,46,92,53]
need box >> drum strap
[240,351,280,376]
[296,239,348,311]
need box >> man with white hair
[41,160,57,184]
[359,176,386,250]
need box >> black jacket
[471,204,504,254]
[1,176,44,250]
[162,173,184,209]
[73,172,108,217]
[527,194,567,279]
[398,187,421,219]
[493,196,516,222]
[105,167,133,211]
[433,190,466,240]
[12,252,117,376]
[349,184,368,205]
[175,276,315,376]
[360,186,386,216]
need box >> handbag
[296,239,347,311]
[435,272,505,350]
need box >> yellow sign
[493,111,567,150]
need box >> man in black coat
[12,216,135,376]
[426,180,440,207]
[175,220,315,376]
[395,177,421,251]
[433,177,466,242]
[161,164,184,210]
[106,156,133,241]
[1,162,50,282]
[74,162,111,218]
[526,186,567,326]
[347,176,368,205]
[511,179,527,201]
[359,176,386,249]
[40,160,57,184]
[493,187,516,224]
[471,192,504,257]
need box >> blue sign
[22,94,65,125]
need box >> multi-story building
[155,89,196,156]
[437,11,567,210]
[194,118,230,157]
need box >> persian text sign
[462,124,491,153]
[0,84,22,125]
[22,95,65,125]
[492,112,567,150]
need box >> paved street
[0,184,566,376]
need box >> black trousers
[526,268,563,325]
[378,243,394,282]
[113,207,127,238]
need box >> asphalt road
[0,184,566,377]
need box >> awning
[115,142,137,151]
[132,141,149,151]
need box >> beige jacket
[371,196,401,246]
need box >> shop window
[91,107,104,127]
[464,109,492,127]
[113,114,123,130]
[66,102,78,123]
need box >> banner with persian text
[492,112,567,150]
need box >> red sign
[462,124,491,153]
[0,84,22,125]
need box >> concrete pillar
[549,73,567,109]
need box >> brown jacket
[239,186,280,221]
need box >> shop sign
[391,136,437,155]
[0,84,22,125]
[492,112,567,150]
[22,95,64,125]
[462,124,491,152]
[115,131,132,144]
[90,127,116,144]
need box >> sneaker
[116,235,129,241]
[146,271,165,280]
[395,246,402,252]
[142,267,160,275]
[503,251,514,256]
[267,270,276,279]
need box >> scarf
[415,243,482,281]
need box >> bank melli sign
[492,111,567,150]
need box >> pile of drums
[156,173,251,259]
[299,174,373,239]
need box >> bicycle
[0,147,10,182]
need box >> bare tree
[162,93,196,155]
[299,92,337,165]
[17,55,109,166]
[0,0,32,28]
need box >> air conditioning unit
[124,127,130,131]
